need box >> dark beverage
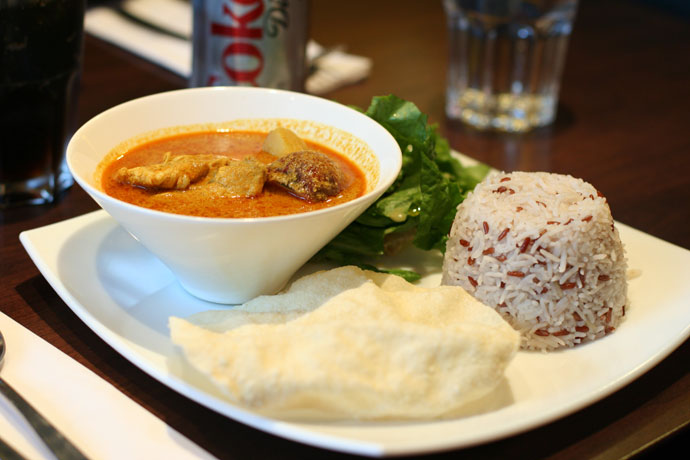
[0,0,85,207]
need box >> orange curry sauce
[101,131,366,218]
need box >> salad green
[313,95,490,280]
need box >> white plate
[20,209,690,457]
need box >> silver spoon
[0,329,89,460]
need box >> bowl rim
[67,86,402,225]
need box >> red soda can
[190,0,308,91]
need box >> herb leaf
[313,95,489,277]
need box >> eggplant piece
[267,150,344,202]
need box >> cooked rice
[441,171,628,351]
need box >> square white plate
[20,209,690,457]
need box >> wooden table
[2,0,689,458]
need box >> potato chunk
[267,150,344,202]
[262,127,308,157]
[209,158,267,197]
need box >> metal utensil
[114,6,189,41]
[0,329,89,460]
[0,434,28,460]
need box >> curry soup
[101,131,366,218]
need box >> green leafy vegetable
[313,95,490,278]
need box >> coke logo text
[209,0,289,86]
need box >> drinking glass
[443,0,578,132]
[0,0,85,207]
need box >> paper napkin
[0,312,217,460]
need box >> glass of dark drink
[0,0,85,207]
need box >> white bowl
[67,87,402,304]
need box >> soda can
[190,0,308,91]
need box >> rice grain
[441,172,628,351]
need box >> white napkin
[0,312,217,460]
[84,0,372,95]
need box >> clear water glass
[443,0,578,132]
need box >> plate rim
[19,209,690,457]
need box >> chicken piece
[262,127,308,157]
[209,157,267,197]
[115,153,219,190]
[267,150,344,202]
